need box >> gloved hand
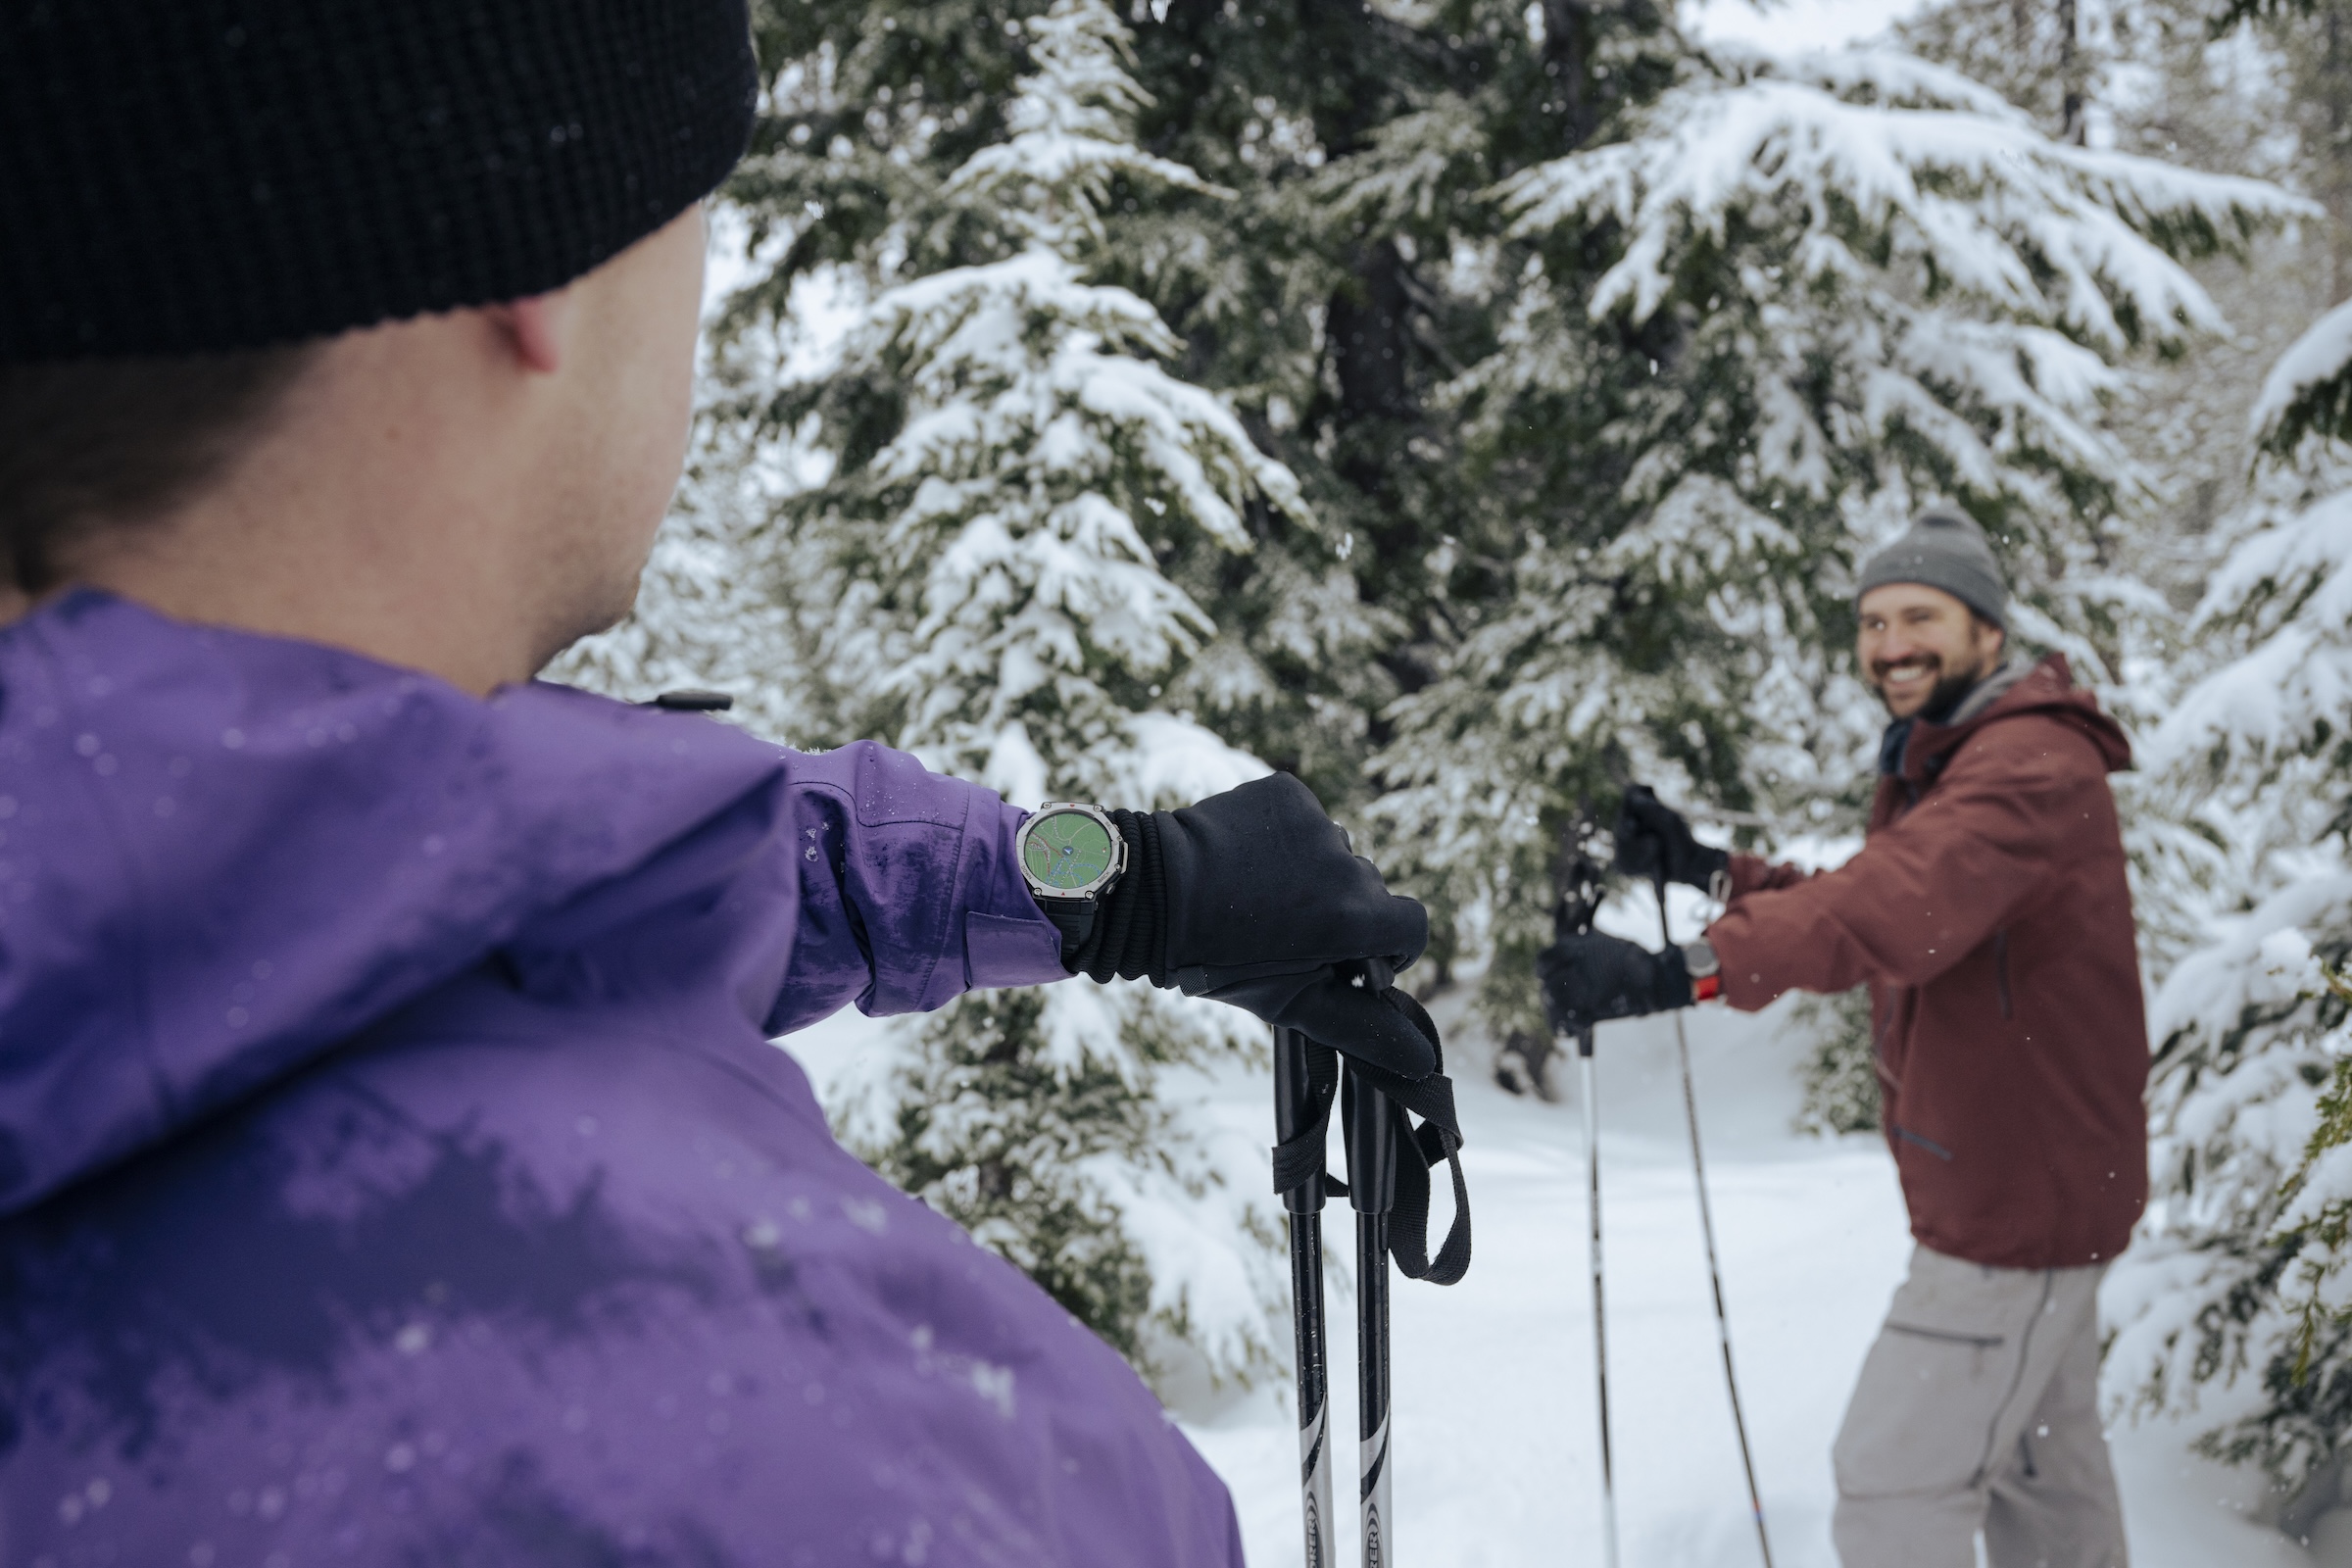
[1614,784,1730,892]
[1062,773,1434,1078]
[1537,932,1691,1036]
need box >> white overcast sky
[1683,0,1932,51]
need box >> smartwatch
[1015,803,1128,956]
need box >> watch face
[1024,808,1116,893]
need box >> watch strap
[1038,896,1098,963]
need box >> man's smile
[1873,655,1941,695]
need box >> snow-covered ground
[786,990,2343,1566]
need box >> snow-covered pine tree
[2107,295,2352,1498]
[714,0,1307,1392]
[1369,41,2305,1061]
[1112,1,1690,845]
[1887,0,2334,989]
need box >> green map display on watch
[1017,804,1124,900]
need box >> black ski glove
[1537,932,1691,1036]
[1614,784,1729,893]
[1061,773,1435,1079]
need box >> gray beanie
[1855,510,2008,628]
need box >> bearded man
[1541,511,2146,1568]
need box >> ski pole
[1274,1026,1335,1568]
[1552,810,1620,1568]
[1577,1023,1620,1568]
[1343,1060,1398,1567]
[1652,877,1774,1568]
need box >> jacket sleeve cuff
[1700,920,1790,1011]
[1726,851,1813,899]
[960,802,1073,990]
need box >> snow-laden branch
[2154,491,2352,783]
[797,243,1308,808]
[2110,877,2352,1451]
[1770,47,2030,122]
[1300,100,1488,231]
[852,252,1304,550]
[2252,298,2352,457]
[1501,50,2313,348]
[1597,473,1798,586]
[947,0,1227,248]
[2150,876,2352,1056]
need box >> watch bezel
[1015,803,1128,902]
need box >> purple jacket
[0,592,1245,1567]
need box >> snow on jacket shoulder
[1705,654,2148,1271]
[0,592,1244,1567]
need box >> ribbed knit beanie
[0,0,758,363]
[1855,509,2009,629]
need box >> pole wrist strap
[1269,987,1473,1286]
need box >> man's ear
[1977,614,2006,662]
[487,288,576,375]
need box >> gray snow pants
[1831,1245,2127,1568]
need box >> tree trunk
[1542,0,1597,152]
[2327,4,2352,304]
[1328,240,1413,432]
[1300,0,1428,655]
[2058,0,2084,145]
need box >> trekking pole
[1652,876,1774,1568]
[1274,1026,1335,1568]
[1343,1059,1398,1566]
[1577,1022,1620,1568]
[1553,811,1620,1568]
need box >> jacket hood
[1897,652,2133,782]
[0,591,802,1217]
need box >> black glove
[1064,773,1434,1078]
[1614,784,1729,892]
[1538,932,1691,1036]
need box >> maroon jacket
[1707,655,2148,1270]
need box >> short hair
[0,345,320,592]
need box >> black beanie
[0,0,758,363]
